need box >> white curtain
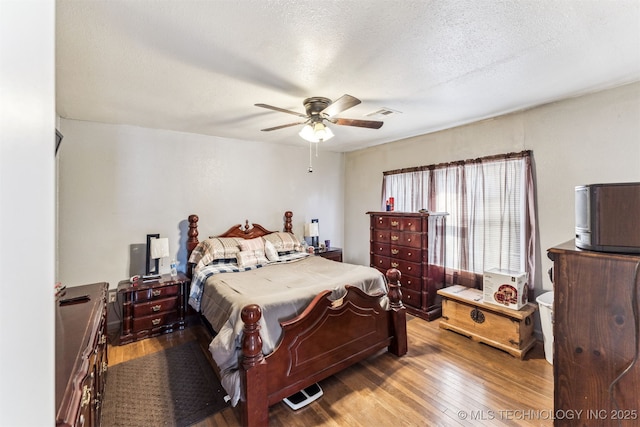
[382,151,536,291]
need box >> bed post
[239,304,268,427]
[283,210,293,233]
[386,268,408,356]
[187,214,199,277]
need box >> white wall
[57,119,345,289]
[0,1,55,425]
[344,82,640,296]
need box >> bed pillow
[188,237,241,271]
[239,236,265,252]
[236,250,269,269]
[263,232,302,253]
[263,240,279,262]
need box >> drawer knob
[391,249,399,255]
[391,236,399,241]
[407,266,412,271]
[407,238,412,242]
[391,262,399,268]
[152,290,161,297]
[391,221,399,227]
[152,305,161,312]
[152,318,161,326]
[379,260,383,264]
[408,252,412,256]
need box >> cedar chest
[437,285,537,359]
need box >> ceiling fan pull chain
[308,141,313,173]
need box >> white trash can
[536,291,554,364]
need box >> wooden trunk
[438,285,537,359]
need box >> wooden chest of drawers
[118,273,190,345]
[367,211,447,321]
[56,282,108,427]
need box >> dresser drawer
[401,273,422,293]
[402,288,422,309]
[371,243,422,262]
[389,231,422,249]
[372,255,422,277]
[132,311,178,333]
[372,215,391,229]
[390,246,421,262]
[132,296,178,317]
[371,242,390,256]
[388,217,423,232]
[133,284,180,302]
[372,229,390,244]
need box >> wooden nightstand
[316,247,343,262]
[118,273,190,345]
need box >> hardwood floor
[107,316,553,426]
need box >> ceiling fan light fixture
[299,122,334,143]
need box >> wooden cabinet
[118,273,190,344]
[316,247,343,262]
[56,282,108,427]
[548,242,640,426]
[367,211,447,320]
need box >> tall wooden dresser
[368,211,447,320]
[56,282,108,427]
[548,242,640,426]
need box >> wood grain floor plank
[106,314,553,426]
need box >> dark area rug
[101,341,230,427]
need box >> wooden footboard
[239,268,407,427]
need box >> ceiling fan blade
[321,94,361,117]
[260,121,307,132]
[332,118,384,129]
[255,103,308,118]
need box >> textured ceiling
[56,0,640,152]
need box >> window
[382,151,536,289]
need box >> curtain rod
[383,150,532,176]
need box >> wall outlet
[108,290,117,303]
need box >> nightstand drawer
[133,284,179,302]
[132,311,178,333]
[132,296,178,317]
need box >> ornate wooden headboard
[186,211,294,276]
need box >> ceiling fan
[255,94,383,143]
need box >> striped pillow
[236,250,269,269]
[263,232,302,253]
[190,237,242,271]
[239,237,264,252]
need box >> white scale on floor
[282,383,323,410]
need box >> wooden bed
[186,211,408,427]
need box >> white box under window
[483,269,529,310]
